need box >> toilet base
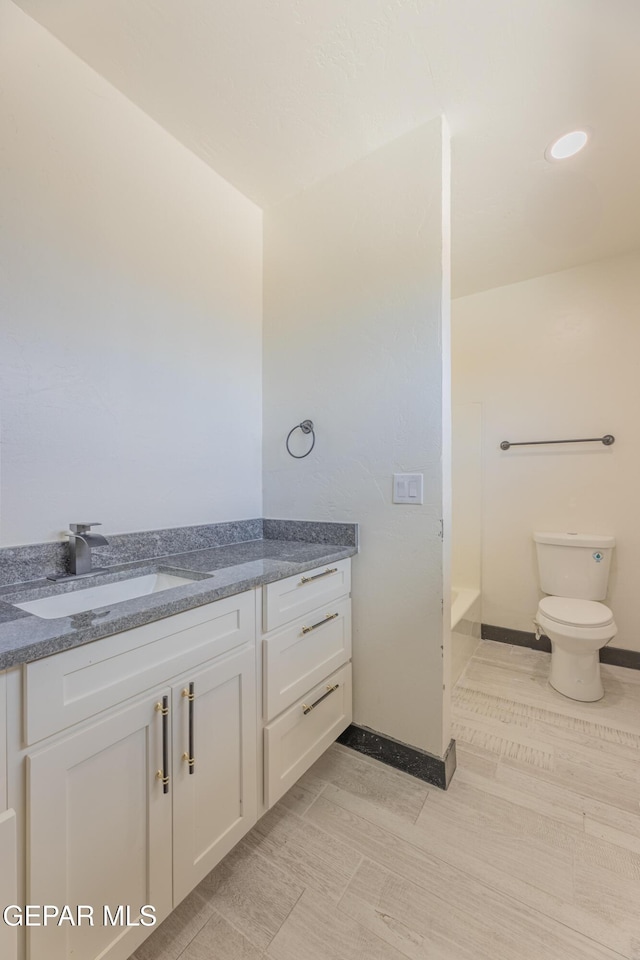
[549,642,604,702]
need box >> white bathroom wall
[453,250,640,652]
[452,402,482,591]
[0,0,263,545]
[263,119,451,758]
[450,402,482,684]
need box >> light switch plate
[393,473,424,504]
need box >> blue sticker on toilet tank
[593,552,603,562]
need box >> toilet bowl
[535,596,617,702]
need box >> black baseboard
[337,723,456,790]
[481,623,640,671]
[482,622,551,652]
[599,646,640,670]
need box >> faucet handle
[69,523,102,534]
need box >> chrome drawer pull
[302,683,340,715]
[300,567,338,585]
[301,612,339,635]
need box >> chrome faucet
[49,523,109,581]
[69,523,109,575]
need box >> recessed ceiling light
[545,129,589,162]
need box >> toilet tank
[533,532,615,600]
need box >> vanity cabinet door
[172,645,257,904]
[26,694,173,960]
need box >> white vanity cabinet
[18,592,258,960]
[261,559,353,808]
[0,670,18,960]
[3,554,353,960]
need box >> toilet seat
[538,596,614,628]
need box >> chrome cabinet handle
[301,612,339,635]
[182,683,195,774]
[302,683,340,715]
[155,696,170,793]
[299,567,338,585]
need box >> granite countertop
[0,537,357,670]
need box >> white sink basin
[14,573,197,620]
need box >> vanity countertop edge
[0,535,357,670]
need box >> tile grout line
[131,893,216,960]
[338,853,366,900]
[171,904,230,960]
[262,886,306,955]
[415,788,431,824]
[299,779,329,817]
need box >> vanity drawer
[263,558,350,632]
[264,663,352,808]
[263,598,351,721]
[24,591,255,745]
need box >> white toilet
[533,532,617,702]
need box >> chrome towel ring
[286,420,316,459]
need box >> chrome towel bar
[500,434,615,450]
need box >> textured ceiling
[11,0,640,296]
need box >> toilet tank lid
[533,532,615,548]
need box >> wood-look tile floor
[132,641,640,960]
